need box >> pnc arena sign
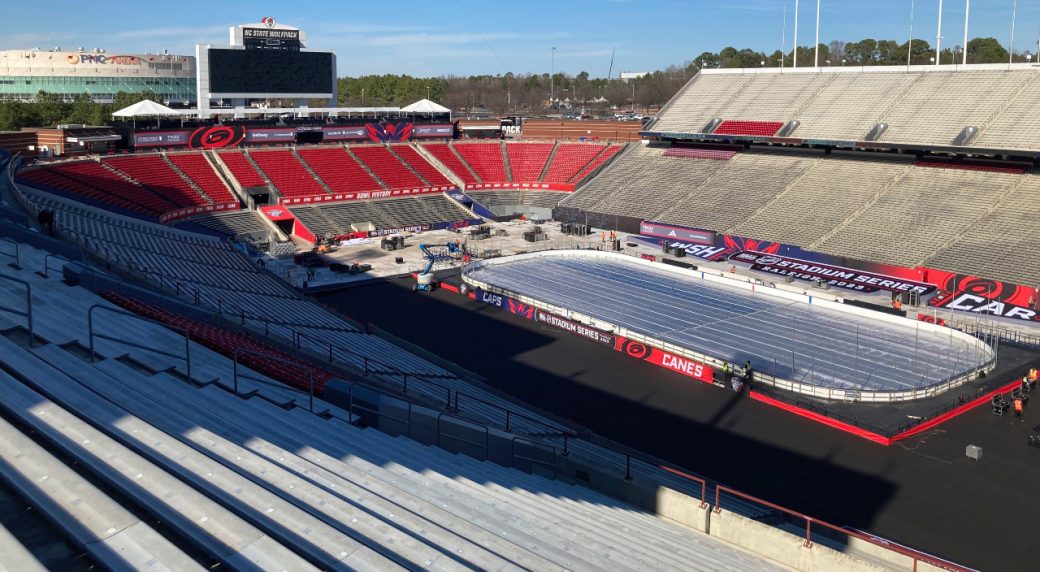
[66,54,141,65]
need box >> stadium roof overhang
[641,130,1040,160]
[67,134,121,143]
[180,106,402,118]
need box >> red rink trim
[439,282,459,293]
[749,391,892,445]
[888,379,1023,443]
[751,378,1024,445]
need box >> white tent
[400,99,450,114]
[111,99,182,118]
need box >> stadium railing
[714,485,974,572]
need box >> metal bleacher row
[0,234,778,570]
[562,144,1040,286]
[651,67,1040,150]
[290,195,474,237]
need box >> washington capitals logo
[366,122,413,143]
[722,234,781,255]
[507,299,535,319]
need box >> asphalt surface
[320,277,1040,572]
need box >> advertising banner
[639,221,715,245]
[321,126,367,141]
[368,224,431,237]
[134,130,190,148]
[245,128,297,143]
[474,289,536,319]
[925,270,1039,322]
[411,124,454,138]
[535,310,614,345]
[729,250,936,295]
[613,335,714,383]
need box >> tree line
[0,36,1025,130]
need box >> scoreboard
[207,48,333,95]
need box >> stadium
[1,9,1040,572]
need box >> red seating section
[453,143,508,182]
[218,151,267,188]
[350,146,424,189]
[713,120,784,137]
[250,150,328,198]
[914,160,1026,174]
[390,145,452,186]
[663,147,737,160]
[101,291,334,395]
[506,143,553,182]
[572,145,622,183]
[297,147,382,194]
[542,144,609,183]
[168,153,237,203]
[17,162,168,216]
[422,143,479,185]
[105,155,207,208]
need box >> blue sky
[2,0,1038,76]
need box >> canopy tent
[112,99,182,118]
[112,99,185,128]
[400,98,450,115]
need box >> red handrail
[714,485,972,571]
[658,465,707,508]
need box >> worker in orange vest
[1028,368,1038,381]
[1013,397,1024,422]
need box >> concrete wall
[709,510,893,572]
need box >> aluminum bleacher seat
[392,144,453,186]
[297,146,383,194]
[249,149,327,198]
[421,143,480,185]
[452,142,508,182]
[812,165,1020,267]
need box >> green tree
[0,100,33,131]
[34,91,68,126]
[66,92,99,125]
[966,37,1009,63]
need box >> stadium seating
[391,144,453,186]
[290,195,472,237]
[571,144,623,184]
[730,156,911,247]
[296,146,383,194]
[543,143,614,183]
[422,143,480,184]
[105,155,209,207]
[712,120,784,136]
[506,142,554,181]
[467,189,568,213]
[350,145,425,188]
[249,149,328,198]
[17,160,175,217]
[217,150,267,188]
[663,147,737,160]
[924,173,1040,286]
[452,142,508,181]
[167,152,238,203]
[811,164,1021,267]
[176,210,273,238]
[651,68,1040,150]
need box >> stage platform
[463,251,995,402]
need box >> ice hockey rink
[464,251,995,396]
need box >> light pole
[936,0,944,65]
[1009,0,1018,66]
[814,0,821,68]
[361,88,365,107]
[793,0,799,68]
[550,47,556,110]
[962,0,970,65]
[908,0,916,69]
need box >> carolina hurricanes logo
[940,274,1007,301]
[618,339,650,360]
[188,126,246,150]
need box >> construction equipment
[414,242,467,292]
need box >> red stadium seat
[250,149,327,198]
[543,143,610,183]
[713,120,784,137]
[297,147,383,194]
[350,145,425,189]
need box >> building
[0,48,196,104]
